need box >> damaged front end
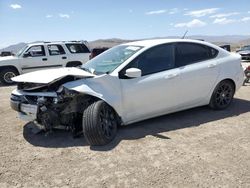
[10,74,95,137]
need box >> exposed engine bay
[11,75,97,137]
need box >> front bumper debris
[10,94,38,121]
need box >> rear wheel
[82,100,118,146]
[0,68,18,85]
[209,80,235,110]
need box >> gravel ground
[0,84,249,188]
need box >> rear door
[174,42,220,106]
[46,44,67,67]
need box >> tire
[209,80,235,110]
[82,100,118,146]
[0,68,18,85]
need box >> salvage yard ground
[0,84,249,187]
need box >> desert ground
[0,84,249,187]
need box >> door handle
[42,58,47,61]
[165,73,179,79]
[208,63,217,68]
[62,56,67,59]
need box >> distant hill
[1,35,250,54]
[239,38,250,46]
[88,38,134,48]
[0,42,27,54]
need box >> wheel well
[77,94,122,124]
[222,78,236,91]
[66,61,82,67]
[0,66,20,75]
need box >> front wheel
[0,68,18,85]
[82,100,118,146]
[209,80,235,110]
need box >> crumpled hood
[239,50,250,55]
[12,67,95,84]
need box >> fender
[62,74,123,118]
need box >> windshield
[81,45,142,74]
[16,45,28,57]
[242,46,250,51]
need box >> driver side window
[25,45,45,57]
[125,44,175,76]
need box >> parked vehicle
[0,41,90,84]
[219,45,231,52]
[237,45,250,61]
[89,47,109,59]
[0,51,14,57]
[243,66,250,85]
[241,57,250,80]
[10,39,244,146]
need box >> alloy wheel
[99,105,117,139]
[215,83,233,108]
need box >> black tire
[209,80,235,110]
[0,68,18,85]
[82,100,118,146]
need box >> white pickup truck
[0,41,91,84]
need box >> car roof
[124,39,217,48]
[27,41,87,47]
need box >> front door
[119,43,181,123]
[20,45,62,74]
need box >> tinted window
[128,44,175,76]
[48,45,65,55]
[25,45,45,57]
[175,43,218,67]
[66,44,90,53]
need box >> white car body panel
[12,88,58,97]
[62,75,123,118]
[12,67,94,84]
[10,39,244,125]
[120,68,181,123]
[0,56,19,61]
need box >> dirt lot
[0,84,249,188]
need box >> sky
[0,0,250,48]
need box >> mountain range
[1,35,250,53]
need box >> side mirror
[23,52,31,58]
[125,68,142,78]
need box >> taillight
[247,66,250,70]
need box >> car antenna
[182,30,188,39]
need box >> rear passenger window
[175,43,218,67]
[48,45,65,55]
[66,44,90,53]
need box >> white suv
[0,41,90,84]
